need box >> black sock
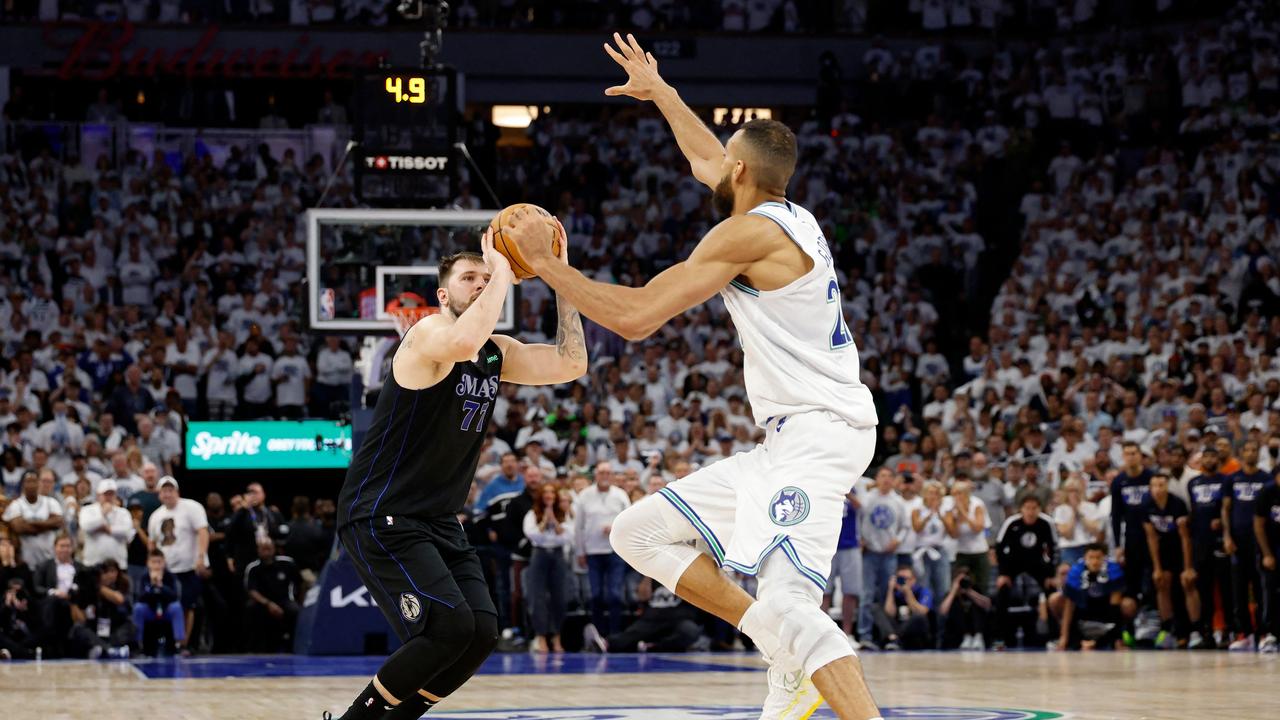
[383,694,436,718]
[339,682,393,720]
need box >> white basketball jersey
[719,200,878,430]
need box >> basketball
[489,203,563,280]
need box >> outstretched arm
[506,209,767,341]
[604,33,725,189]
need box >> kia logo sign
[364,155,450,171]
[329,585,374,608]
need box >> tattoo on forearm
[555,294,586,362]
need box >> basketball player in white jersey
[503,34,882,720]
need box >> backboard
[305,208,516,335]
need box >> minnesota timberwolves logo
[432,706,1063,719]
[769,487,810,527]
[399,592,421,621]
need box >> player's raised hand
[505,205,557,268]
[480,226,517,284]
[550,216,569,264]
[604,32,667,101]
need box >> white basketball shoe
[759,664,824,720]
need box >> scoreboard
[353,66,461,206]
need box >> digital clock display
[385,76,428,104]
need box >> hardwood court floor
[0,650,1273,720]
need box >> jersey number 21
[826,278,853,350]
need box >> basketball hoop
[386,291,438,337]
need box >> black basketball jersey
[339,339,503,526]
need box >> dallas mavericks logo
[432,706,1062,719]
[769,487,811,527]
[399,592,421,621]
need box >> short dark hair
[439,251,485,286]
[737,119,797,194]
[1083,542,1109,555]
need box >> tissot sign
[43,22,388,80]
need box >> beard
[713,172,735,218]
[446,289,482,317]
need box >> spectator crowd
[3,0,1280,658]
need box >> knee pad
[423,600,476,652]
[379,602,475,700]
[468,611,499,657]
[768,597,854,677]
[609,496,701,592]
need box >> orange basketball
[488,203,563,280]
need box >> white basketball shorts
[656,411,876,591]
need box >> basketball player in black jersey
[330,227,586,720]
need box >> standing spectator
[1112,442,1154,603]
[236,338,275,419]
[201,331,240,420]
[476,453,524,511]
[136,416,175,476]
[227,482,286,576]
[523,482,573,652]
[2,472,63,568]
[883,434,923,474]
[1142,473,1197,649]
[1254,468,1280,653]
[132,549,185,655]
[1186,447,1230,648]
[859,467,908,645]
[147,476,209,655]
[129,462,162,525]
[281,496,326,582]
[575,461,631,645]
[108,366,151,435]
[873,565,934,650]
[969,456,1011,534]
[244,537,302,652]
[994,496,1057,648]
[125,498,151,597]
[1055,477,1103,567]
[78,479,134,567]
[912,479,952,608]
[947,479,991,593]
[824,485,862,646]
[165,325,202,417]
[311,336,353,418]
[1050,543,1130,651]
[270,336,311,419]
[35,401,84,478]
[1223,440,1269,651]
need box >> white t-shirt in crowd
[1054,501,1101,548]
[945,495,990,554]
[202,348,240,403]
[165,342,203,400]
[316,347,354,386]
[271,354,311,407]
[147,498,209,573]
[2,495,63,567]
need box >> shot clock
[353,66,461,206]
[383,75,428,104]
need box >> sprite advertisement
[185,421,353,470]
